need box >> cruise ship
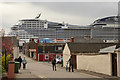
[91,16,120,40]
[9,18,90,44]
[8,15,120,45]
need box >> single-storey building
[22,39,37,59]
[99,44,120,77]
[22,39,65,61]
[38,43,65,61]
[63,42,119,76]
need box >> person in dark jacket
[68,56,74,72]
[15,58,18,62]
[17,56,22,69]
[52,58,56,71]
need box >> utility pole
[43,40,46,62]
[43,44,45,62]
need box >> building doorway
[112,53,117,76]
[72,55,77,69]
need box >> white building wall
[117,50,120,77]
[77,54,112,75]
[63,43,71,67]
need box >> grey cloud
[1,2,118,33]
[31,2,118,18]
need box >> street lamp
[43,43,45,62]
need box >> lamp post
[48,51,50,63]
[43,44,45,62]
[5,49,7,71]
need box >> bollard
[8,61,15,78]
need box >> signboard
[29,49,36,52]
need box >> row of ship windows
[19,36,38,38]
[19,34,120,38]
[19,31,116,35]
[22,24,45,25]
[92,32,119,34]
[20,26,44,29]
[92,36,119,39]
[19,32,90,35]
[27,31,89,34]
[18,30,119,34]
[19,37,119,40]
[20,37,36,39]
[20,35,33,37]
[23,22,46,24]
[22,25,44,27]
[20,36,119,40]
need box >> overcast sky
[0,1,119,33]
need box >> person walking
[52,58,56,71]
[17,56,22,69]
[22,57,27,69]
[68,56,74,72]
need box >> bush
[2,54,10,72]
[0,65,6,72]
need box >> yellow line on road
[38,75,47,78]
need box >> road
[18,53,100,78]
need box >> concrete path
[15,53,101,78]
[15,68,38,78]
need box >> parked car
[56,57,63,64]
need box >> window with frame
[56,46,62,51]
[45,55,49,60]
[56,55,61,59]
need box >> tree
[2,36,14,71]
[2,37,14,55]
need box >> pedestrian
[66,61,69,71]
[17,56,22,69]
[52,58,56,71]
[68,56,74,72]
[22,57,27,69]
[14,58,18,62]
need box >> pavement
[15,68,38,78]
[14,53,119,80]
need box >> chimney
[118,38,120,43]
[37,38,39,44]
[71,37,74,43]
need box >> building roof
[74,38,104,43]
[38,43,65,53]
[39,43,65,46]
[28,40,36,49]
[99,45,116,53]
[67,42,116,54]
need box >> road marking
[79,73,101,78]
[38,75,47,78]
